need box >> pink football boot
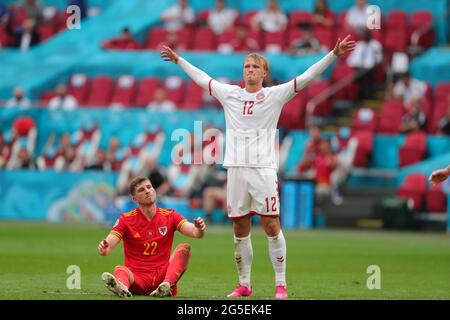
[227,284,253,297]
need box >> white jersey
[209,79,297,169]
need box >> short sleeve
[110,215,127,240]
[172,210,188,232]
[270,80,297,105]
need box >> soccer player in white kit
[160,35,355,298]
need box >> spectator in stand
[314,139,337,196]
[297,125,323,178]
[390,72,427,106]
[48,84,78,110]
[207,0,238,35]
[345,0,371,36]
[5,87,31,109]
[251,0,288,33]
[21,0,44,24]
[160,0,195,31]
[14,18,39,51]
[288,23,321,56]
[85,149,108,170]
[312,0,334,29]
[101,27,141,50]
[0,131,13,168]
[7,142,37,170]
[143,157,171,197]
[157,30,186,51]
[224,25,259,52]
[400,98,427,133]
[201,166,227,223]
[106,137,125,171]
[346,29,382,98]
[147,88,176,111]
[437,98,450,135]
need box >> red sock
[164,243,192,286]
[114,266,131,288]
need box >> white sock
[233,234,253,289]
[268,230,287,287]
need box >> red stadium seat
[279,91,307,129]
[135,77,160,107]
[377,100,404,134]
[110,75,137,107]
[429,101,448,133]
[68,74,90,105]
[239,10,259,30]
[85,76,113,106]
[409,11,435,47]
[434,82,450,103]
[386,11,408,30]
[145,27,168,49]
[37,22,55,42]
[0,25,10,47]
[177,27,194,50]
[307,80,331,117]
[40,91,56,106]
[351,130,373,167]
[397,173,428,211]
[384,29,408,55]
[313,28,335,50]
[180,81,206,110]
[192,27,216,51]
[163,76,185,106]
[425,184,447,213]
[289,11,313,29]
[264,31,286,53]
[398,131,427,167]
[352,108,377,133]
[331,62,359,100]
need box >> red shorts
[129,269,166,295]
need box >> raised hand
[333,35,356,56]
[160,45,179,64]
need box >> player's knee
[262,218,280,236]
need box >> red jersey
[110,207,187,273]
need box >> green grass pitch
[0,221,449,300]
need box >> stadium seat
[351,130,373,167]
[68,74,90,105]
[331,62,359,100]
[85,76,113,106]
[135,77,160,107]
[177,27,194,50]
[352,108,377,133]
[40,91,56,106]
[110,75,137,107]
[313,28,334,50]
[289,11,313,29]
[0,26,10,47]
[240,11,259,30]
[163,76,185,106]
[434,82,450,103]
[386,11,408,30]
[180,81,205,110]
[398,131,427,167]
[307,80,331,117]
[196,10,210,27]
[425,184,447,213]
[409,11,435,47]
[192,27,216,51]
[377,100,404,134]
[37,22,56,42]
[264,31,286,53]
[145,27,167,49]
[397,173,428,211]
[279,91,306,129]
[383,29,408,57]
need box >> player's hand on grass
[160,46,179,64]
[429,168,450,186]
[333,35,356,56]
[194,217,206,231]
[98,239,109,256]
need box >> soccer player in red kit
[98,176,206,298]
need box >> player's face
[243,57,267,86]
[133,180,157,206]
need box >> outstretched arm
[295,35,356,91]
[98,234,121,256]
[160,46,212,91]
[179,217,206,239]
[429,165,450,187]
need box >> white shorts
[226,167,280,219]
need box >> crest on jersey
[256,92,265,101]
[158,226,168,236]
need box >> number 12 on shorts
[265,196,278,213]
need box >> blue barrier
[281,179,315,229]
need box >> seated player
[98,176,206,298]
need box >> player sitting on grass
[98,176,206,298]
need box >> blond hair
[245,53,269,72]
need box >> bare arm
[296,35,356,91]
[98,234,121,256]
[160,46,212,91]
[179,217,206,239]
